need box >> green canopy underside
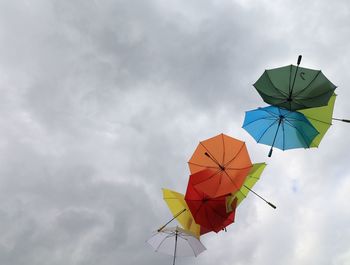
[227,163,266,208]
[254,65,336,111]
[299,93,336,147]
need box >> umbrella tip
[268,202,277,209]
[268,148,273,157]
[297,55,302,65]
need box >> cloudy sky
[1,1,350,265]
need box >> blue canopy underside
[243,106,319,151]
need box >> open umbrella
[147,226,206,265]
[254,55,336,111]
[185,169,238,232]
[188,133,252,198]
[226,163,276,210]
[298,93,336,147]
[243,106,319,157]
[161,188,201,237]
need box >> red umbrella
[184,169,238,233]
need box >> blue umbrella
[242,106,319,157]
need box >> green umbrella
[226,163,276,210]
[254,55,337,111]
[299,93,350,147]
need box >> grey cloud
[1,0,350,265]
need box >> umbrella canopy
[243,106,319,157]
[188,133,252,197]
[185,169,238,233]
[147,226,206,265]
[298,93,336,147]
[254,61,336,111]
[226,163,266,212]
[162,188,201,237]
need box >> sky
[0,0,350,265]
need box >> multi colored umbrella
[254,55,336,111]
[188,133,252,197]
[147,226,206,265]
[226,163,276,210]
[243,106,319,157]
[162,188,202,237]
[185,169,238,232]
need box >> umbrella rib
[288,97,309,109]
[221,169,241,193]
[193,169,224,196]
[204,206,216,231]
[256,90,288,105]
[258,107,280,118]
[256,119,279,143]
[187,199,210,201]
[225,165,253,170]
[176,236,198,257]
[235,186,248,199]
[221,134,225,166]
[187,162,218,170]
[243,116,276,127]
[192,168,222,185]
[265,71,289,98]
[292,71,321,98]
[284,119,314,147]
[295,88,336,101]
[155,234,174,251]
[304,116,332,125]
[199,142,222,167]
[284,114,309,122]
[207,202,228,219]
[192,203,205,222]
[223,142,246,168]
[282,118,286,150]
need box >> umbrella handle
[332,118,350,123]
[268,148,273,157]
[267,202,277,209]
[297,55,302,65]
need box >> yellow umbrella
[162,188,201,237]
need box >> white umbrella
[147,226,206,265]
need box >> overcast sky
[1,1,350,265]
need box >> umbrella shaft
[289,63,300,99]
[269,118,282,156]
[243,185,276,209]
[332,118,350,123]
[173,232,178,265]
[204,152,223,168]
[158,209,186,232]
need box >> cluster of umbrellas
[244,55,348,157]
[147,134,275,264]
[147,56,348,264]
